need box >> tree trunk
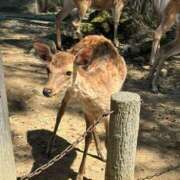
[105,92,141,180]
[0,57,16,180]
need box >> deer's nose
[43,88,52,97]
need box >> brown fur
[34,35,127,180]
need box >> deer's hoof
[56,42,62,50]
[46,150,52,158]
[149,59,155,66]
[46,145,53,158]
[75,31,82,40]
[97,152,106,162]
[114,39,119,47]
[76,174,84,180]
[100,156,106,162]
[56,45,62,51]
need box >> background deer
[56,0,126,49]
[149,0,180,92]
[34,35,127,180]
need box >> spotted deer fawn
[34,35,127,180]
[149,0,180,92]
[56,0,126,49]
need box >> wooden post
[0,57,16,180]
[105,92,141,180]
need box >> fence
[0,57,17,180]
[0,0,62,14]
[0,0,38,14]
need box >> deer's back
[73,0,126,10]
[92,0,115,9]
[70,56,126,117]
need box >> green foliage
[81,23,95,34]
[91,11,111,23]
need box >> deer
[149,0,180,93]
[34,35,127,180]
[55,0,126,49]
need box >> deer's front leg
[150,3,177,65]
[76,117,92,180]
[46,91,70,156]
[151,37,180,93]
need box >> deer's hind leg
[112,1,124,47]
[93,129,106,161]
[150,3,177,65]
[150,22,180,93]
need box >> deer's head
[34,42,74,97]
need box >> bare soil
[0,17,180,180]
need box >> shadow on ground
[20,129,78,180]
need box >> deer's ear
[92,40,118,59]
[33,42,52,62]
[74,47,93,69]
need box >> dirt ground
[0,16,180,180]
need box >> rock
[164,61,168,65]
[160,68,168,77]
[140,122,158,131]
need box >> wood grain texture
[105,92,141,180]
[0,57,16,180]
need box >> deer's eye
[83,58,89,65]
[66,71,72,76]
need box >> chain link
[18,111,113,180]
[138,164,180,180]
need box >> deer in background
[149,0,180,92]
[55,0,126,49]
[34,35,127,180]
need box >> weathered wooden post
[105,92,141,180]
[0,57,16,180]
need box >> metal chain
[138,164,180,180]
[18,111,113,180]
